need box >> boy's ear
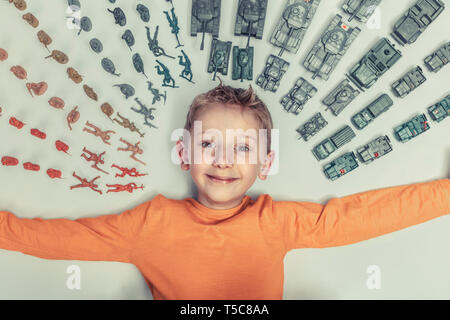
[258,151,275,180]
[176,139,190,171]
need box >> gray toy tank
[347,37,402,91]
[342,0,382,23]
[322,79,360,116]
[323,152,359,181]
[391,0,445,46]
[427,95,450,123]
[232,46,254,82]
[280,77,317,115]
[191,0,221,50]
[424,42,450,73]
[391,66,426,98]
[207,38,232,80]
[256,54,289,92]
[234,0,268,47]
[356,135,393,164]
[312,125,356,161]
[394,113,430,143]
[351,93,393,130]
[296,112,328,142]
[269,0,321,56]
[303,14,361,81]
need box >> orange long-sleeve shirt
[1,179,449,299]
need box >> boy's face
[177,103,275,210]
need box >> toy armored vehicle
[312,125,356,161]
[207,38,232,80]
[323,152,359,181]
[280,77,317,115]
[427,95,450,122]
[296,112,328,142]
[191,0,221,50]
[391,0,445,46]
[342,0,382,22]
[424,42,450,73]
[269,0,321,56]
[256,54,289,92]
[351,93,393,130]
[303,14,361,80]
[356,135,393,164]
[347,37,402,91]
[232,46,254,81]
[322,79,360,116]
[394,113,430,143]
[234,0,268,47]
[391,66,426,98]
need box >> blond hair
[183,80,274,152]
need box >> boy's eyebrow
[200,130,258,141]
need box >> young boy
[0,83,449,300]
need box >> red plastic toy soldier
[82,121,116,145]
[111,164,148,178]
[117,138,147,166]
[70,172,103,195]
[106,183,144,193]
[80,147,109,174]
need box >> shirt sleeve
[272,179,450,253]
[0,200,152,263]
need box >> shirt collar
[183,195,252,222]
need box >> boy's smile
[177,102,275,210]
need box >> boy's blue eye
[236,145,250,152]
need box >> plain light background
[0,0,449,299]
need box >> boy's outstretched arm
[272,179,450,253]
[0,200,151,263]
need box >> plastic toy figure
[207,39,232,81]
[394,113,430,143]
[113,112,145,138]
[77,16,92,35]
[146,81,167,105]
[356,135,393,164]
[26,82,48,97]
[121,29,135,52]
[37,30,52,52]
[82,121,116,145]
[83,84,98,101]
[280,77,317,115]
[113,83,135,99]
[427,95,450,122]
[155,60,178,88]
[45,50,69,64]
[347,37,402,91]
[111,164,148,178]
[164,6,183,48]
[303,14,361,81]
[269,0,321,56]
[101,103,115,122]
[351,94,393,130]
[342,0,382,22]
[312,125,356,161]
[232,46,253,82]
[1,156,19,166]
[101,58,120,76]
[106,183,144,194]
[80,147,109,174]
[234,0,268,48]
[67,106,80,130]
[9,116,25,129]
[391,0,445,46]
[130,97,158,129]
[322,79,360,116]
[136,4,150,23]
[107,7,126,26]
[191,0,221,50]
[424,42,450,73]
[132,53,147,78]
[178,50,194,83]
[323,152,359,181]
[296,112,328,142]
[67,67,83,83]
[117,138,147,166]
[391,66,426,98]
[256,54,289,92]
[145,26,175,59]
[23,12,39,28]
[70,172,103,195]
[55,140,71,155]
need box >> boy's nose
[212,149,234,167]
